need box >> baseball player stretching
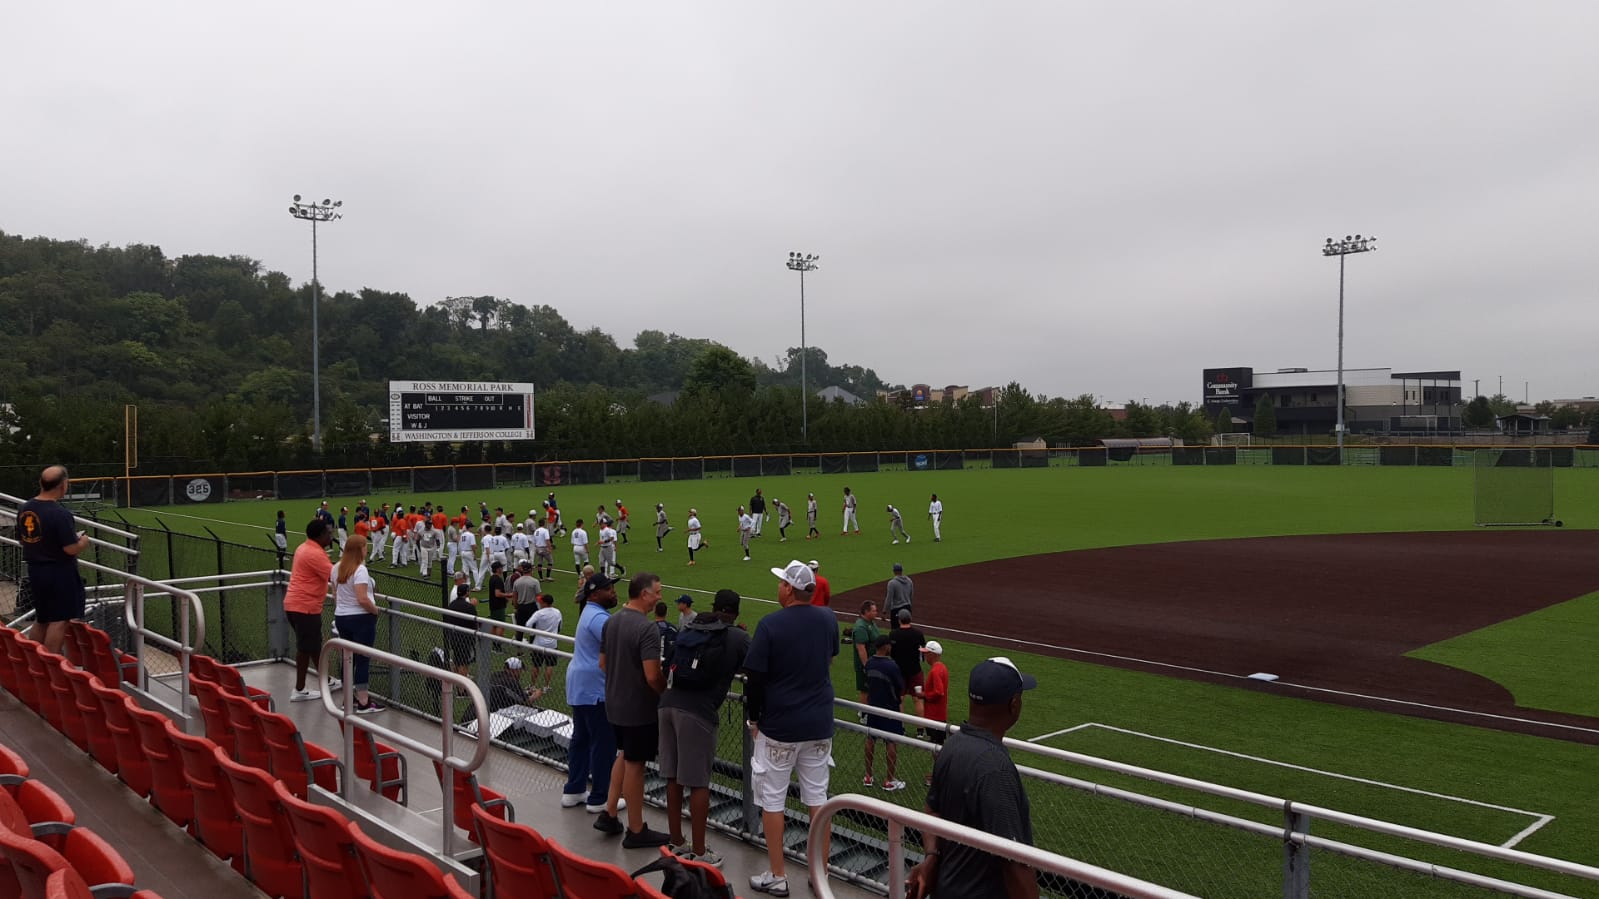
[888,504,910,544]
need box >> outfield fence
[19,444,1599,513]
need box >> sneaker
[290,689,320,702]
[750,872,789,896]
[587,798,626,814]
[862,774,873,787]
[622,825,672,849]
[882,779,907,792]
[561,792,586,808]
[593,812,624,835]
[668,841,690,857]
[326,678,343,692]
[892,539,899,545]
[690,848,724,868]
[905,537,911,543]
[355,699,386,715]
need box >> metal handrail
[318,638,489,858]
[807,793,1199,899]
[0,491,140,553]
[378,592,577,648]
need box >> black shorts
[926,726,947,745]
[285,611,323,656]
[611,721,660,763]
[448,634,476,668]
[27,564,86,624]
[514,604,536,629]
[529,648,557,669]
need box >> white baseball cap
[807,560,820,570]
[772,559,816,592]
[920,641,944,655]
[504,656,523,670]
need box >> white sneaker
[586,798,625,814]
[905,537,911,543]
[290,689,320,702]
[326,678,343,692]
[882,779,907,792]
[750,872,789,896]
[892,540,900,545]
[561,792,586,808]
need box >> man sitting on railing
[905,658,1040,899]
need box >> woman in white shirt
[331,534,384,714]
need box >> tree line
[0,230,1217,474]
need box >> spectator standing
[918,640,949,785]
[17,465,90,654]
[511,561,541,634]
[444,579,479,677]
[749,488,766,537]
[744,560,838,897]
[890,610,928,719]
[884,563,914,622]
[596,572,670,848]
[331,533,384,714]
[486,561,513,638]
[863,635,906,791]
[528,592,562,693]
[572,564,597,608]
[841,487,860,535]
[562,573,620,814]
[928,493,944,542]
[805,493,820,540]
[675,594,696,629]
[659,588,751,866]
[774,499,793,542]
[888,504,911,544]
[906,658,1040,899]
[808,560,832,608]
[851,601,881,705]
[654,503,671,553]
[284,517,339,702]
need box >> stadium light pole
[288,195,344,454]
[1321,234,1376,456]
[786,252,820,441]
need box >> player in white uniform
[738,506,753,561]
[887,504,910,544]
[476,524,499,590]
[456,527,479,587]
[685,509,703,566]
[928,493,944,542]
[569,520,590,575]
[511,524,531,566]
[654,503,671,552]
[842,486,860,535]
[532,521,554,580]
[368,507,389,561]
[484,528,510,579]
[597,522,620,577]
[806,493,820,540]
[524,509,540,536]
[494,510,511,538]
[445,522,460,575]
[774,498,793,542]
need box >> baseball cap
[920,640,944,655]
[968,657,1038,705]
[873,634,894,650]
[893,563,903,573]
[772,559,816,592]
[896,609,911,623]
[518,560,532,570]
[675,594,693,606]
[582,573,619,599]
[504,656,523,670]
[807,560,820,571]
[712,589,740,614]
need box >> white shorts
[750,732,832,813]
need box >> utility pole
[288,195,344,454]
[785,252,820,441]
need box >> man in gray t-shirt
[597,572,669,847]
[511,561,542,634]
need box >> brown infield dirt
[835,530,1599,744]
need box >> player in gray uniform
[655,503,672,553]
[774,498,793,542]
[806,493,820,540]
[887,504,910,544]
[842,486,860,535]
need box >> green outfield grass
[114,465,1599,890]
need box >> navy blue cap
[968,657,1038,704]
[583,572,619,598]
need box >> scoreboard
[388,381,536,443]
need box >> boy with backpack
[657,588,750,866]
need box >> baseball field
[114,464,1599,895]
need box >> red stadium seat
[80,626,137,688]
[431,759,513,845]
[24,648,67,737]
[547,838,651,898]
[215,748,304,899]
[273,780,367,899]
[339,723,407,804]
[88,680,152,798]
[3,780,76,833]
[187,678,235,753]
[186,653,219,687]
[256,708,341,799]
[3,631,43,713]
[42,657,91,753]
[206,661,275,710]
[0,628,21,696]
[0,820,138,899]
[346,822,473,899]
[470,804,559,899]
[216,688,272,772]
[61,666,118,774]
[0,743,27,785]
[60,621,90,670]
[125,705,194,830]
[165,723,243,871]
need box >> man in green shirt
[852,601,882,708]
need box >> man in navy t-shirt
[17,465,90,653]
[743,559,837,896]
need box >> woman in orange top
[284,518,337,702]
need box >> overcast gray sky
[6,2,1597,404]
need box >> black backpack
[669,620,730,691]
[657,620,680,668]
[631,853,734,899]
